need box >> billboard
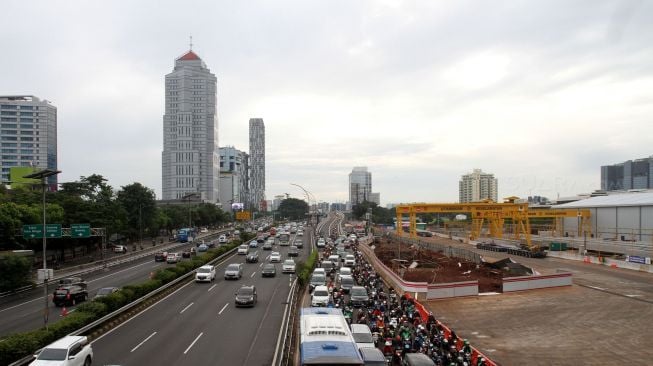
[236,211,251,221]
[231,202,245,211]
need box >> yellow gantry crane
[395,200,591,253]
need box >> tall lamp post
[24,169,61,331]
[182,193,197,229]
[290,183,317,226]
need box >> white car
[350,324,376,349]
[311,285,331,307]
[338,267,352,277]
[113,245,127,254]
[30,335,93,366]
[270,251,281,263]
[200,227,208,233]
[195,265,216,282]
[316,238,326,248]
[344,254,356,266]
[218,235,227,244]
[282,259,296,273]
[166,253,181,263]
[237,244,249,255]
[297,231,303,237]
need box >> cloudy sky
[2,0,652,205]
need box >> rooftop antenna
[189,35,193,51]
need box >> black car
[246,251,259,263]
[349,286,369,308]
[261,264,276,277]
[235,285,257,307]
[295,240,303,249]
[53,285,88,306]
[288,246,299,257]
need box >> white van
[195,265,216,282]
[350,324,375,349]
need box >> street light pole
[24,169,61,331]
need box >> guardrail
[0,229,231,299]
[9,245,239,366]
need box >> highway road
[92,226,314,365]
[0,231,227,338]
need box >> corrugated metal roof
[555,191,653,208]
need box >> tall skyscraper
[0,96,57,185]
[601,156,653,191]
[218,146,249,211]
[161,48,219,202]
[249,118,265,210]
[459,169,498,203]
[349,167,372,206]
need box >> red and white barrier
[503,271,572,292]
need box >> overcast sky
[2,0,652,205]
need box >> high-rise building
[249,118,265,210]
[162,49,219,202]
[0,96,57,186]
[601,156,653,191]
[369,192,381,206]
[218,146,249,211]
[459,169,498,203]
[330,202,347,211]
[349,167,372,206]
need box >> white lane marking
[180,302,194,314]
[183,332,203,354]
[131,331,157,352]
[218,303,229,315]
[259,263,264,268]
[208,284,217,292]
[251,272,256,278]
[626,294,643,297]
[588,286,607,291]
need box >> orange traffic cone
[61,306,69,317]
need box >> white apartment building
[0,96,57,185]
[218,146,249,211]
[161,49,219,202]
[459,168,498,203]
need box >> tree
[116,183,156,241]
[278,198,309,221]
[0,254,33,292]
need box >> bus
[299,308,363,365]
[176,228,193,243]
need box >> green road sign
[71,223,91,238]
[22,224,62,239]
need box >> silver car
[224,263,243,280]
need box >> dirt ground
[374,236,504,292]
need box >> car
[93,287,119,300]
[235,285,257,307]
[234,230,241,235]
[316,238,326,248]
[344,254,356,266]
[294,239,304,248]
[197,244,208,252]
[218,235,228,244]
[309,273,326,292]
[113,245,127,254]
[58,277,87,289]
[246,251,259,263]
[270,251,281,263]
[238,244,249,255]
[338,274,355,294]
[249,240,258,248]
[351,324,376,349]
[349,286,369,307]
[200,227,208,233]
[262,241,273,250]
[310,285,331,307]
[182,248,193,258]
[359,347,386,366]
[166,252,181,263]
[327,254,340,264]
[261,263,277,277]
[154,251,168,262]
[224,263,243,280]
[282,259,296,273]
[288,246,299,257]
[195,265,216,282]
[312,268,326,276]
[297,231,303,237]
[30,335,93,366]
[52,285,88,307]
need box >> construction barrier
[503,271,572,292]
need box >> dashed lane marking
[183,332,203,354]
[251,272,256,278]
[131,331,156,353]
[208,284,216,292]
[180,302,194,314]
[218,302,229,315]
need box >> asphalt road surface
[0,232,224,337]
[92,229,313,366]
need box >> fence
[503,270,572,292]
[388,232,484,264]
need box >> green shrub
[75,301,109,318]
[95,291,127,312]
